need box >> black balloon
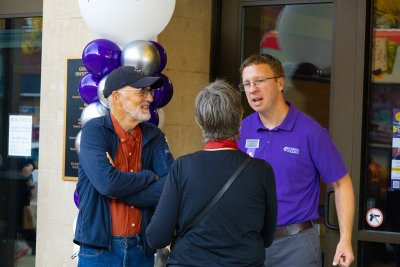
[82,39,121,77]
[152,74,173,109]
[79,73,101,104]
[150,41,167,73]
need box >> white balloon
[157,108,165,129]
[79,0,176,46]
[73,216,77,235]
[80,102,108,127]
[75,130,82,155]
[277,5,333,70]
[72,216,79,261]
[97,75,109,109]
[72,244,80,261]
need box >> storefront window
[364,0,400,234]
[0,17,42,266]
[360,241,400,266]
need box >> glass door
[0,17,42,267]
[240,2,333,263]
[360,0,400,266]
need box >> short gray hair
[195,79,243,142]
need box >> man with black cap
[74,66,174,267]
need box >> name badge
[245,139,259,149]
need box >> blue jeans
[78,235,154,267]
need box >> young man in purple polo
[238,54,354,267]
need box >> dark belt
[274,221,313,239]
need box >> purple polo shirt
[238,103,347,226]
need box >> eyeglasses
[119,87,155,98]
[239,76,281,91]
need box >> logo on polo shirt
[283,146,300,154]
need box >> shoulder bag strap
[175,156,251,241]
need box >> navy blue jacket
[73,112,174,257]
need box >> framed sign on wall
[62,58,87,181]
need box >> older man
[74,66,174,267]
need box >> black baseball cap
[103,66,163,98]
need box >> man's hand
[332,239,354,267]
[106,152,115,167]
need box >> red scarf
[204,139,238,150]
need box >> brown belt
[274,221,313,239]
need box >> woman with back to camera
[146,79,277,267]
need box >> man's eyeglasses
[119,87,155,98]
[239,76,281,91]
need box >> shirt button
[130,169,133,172]
[131,223,136,227]
[129,152,132,156]
[131,206,134,209]
[267,141,270,144]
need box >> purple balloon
[74,189,79,208]
[79,73,101,104]
[150,41,167,73]
[82,39,121,77]
[147,105,159,126]
[152,74,173,109]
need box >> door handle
[325,187,339,230]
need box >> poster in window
[8,115,33,157]
[391,108,400,190]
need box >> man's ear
[278,77,285,93]
[111,91,123,104]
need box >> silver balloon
[75,130,82,155]
[97,75,109,109]
[80,102,108,127]
[121,40,161,75]
[157,108,165,129]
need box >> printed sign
[62,58,87,181]
[366,208,383,228]
[391,108,400,190]
[8,115,33,157]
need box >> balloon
[73,216,77,234]
[121,40,160,75]
[147,105,159,126]
[150,41,167,73]
[72,216,79,261]
[97,75,109,109]
[82,39,121,77]
[80,102,108,127]
[152,74,173,108]
[79,73,101,104]
[72,243,80,262]
[78,0,176,46]
[157,108,165,129]
[277,5,333,70]
[75,130,82,155]
[73,189,79,208]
